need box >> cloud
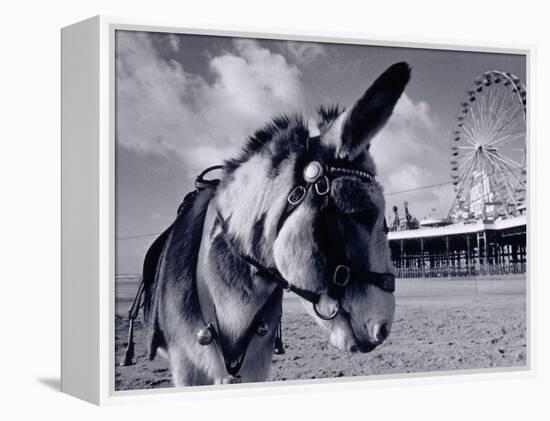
[116,33,451,220]
[392,94,435,130]
[284,41,326,64]
[370,94,452,219]
[167,34,180,53]
[116,33,304,175]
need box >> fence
[393,262,526,279]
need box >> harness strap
[216,209,396,307]
[120,278,145,366]
[274,317,285,355]
[196,268,282,377]
[276,183,312,233]
[239,253,322,304]
[195,165,224,190]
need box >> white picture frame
[61,15,533,405]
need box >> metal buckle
[287,185,307,205]
[333,265,351,286]
[313,301,339,320]
[314,175,330,196]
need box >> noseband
[214,137,395,321]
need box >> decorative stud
[256,322,269,337]
[197,323,214,345]
[303,161,323,183]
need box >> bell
[197,323,214,345]
[256,322,269,337]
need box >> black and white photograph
[113,30,527,390]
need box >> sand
[114,284,526,391]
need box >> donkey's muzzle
[370,322,390,345]
[351,323,390,353]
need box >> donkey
[142,62,411,386]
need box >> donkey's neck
[196,201,278,349]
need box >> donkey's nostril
[371,322,390,345]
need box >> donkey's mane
[316,104,344,131]
[224,106,344,174]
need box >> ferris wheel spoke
[490,106,525,138]
[453,156,476,196]
[482,86,500,138]
[467,102,485,140]
[486,90,503,135]
[488,131,525,149]
[486,104,523,142]
[485,150,523,170]
[455,151,477,174]
[460,152,480,191]
[455,162,475,178]
[484,152,520,208]
[485,105,512,140]
[484,158,522,191]
[462,132,479,147]
[477,94,490,139]
[461,123,480,146]
[486,80,525,136]
[469,100,482,139]
[483,155,513,205]
[491,119,525,143]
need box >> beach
[115,276,526,390]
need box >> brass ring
[314,175,330,196]
[313,302,339,320]
[287,185,307,205]
[333,265,351,286]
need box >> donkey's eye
[366,144,371,151]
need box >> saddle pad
[142,187,215,359]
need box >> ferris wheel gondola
[448,70,527,220]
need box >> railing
[392,262,526,278]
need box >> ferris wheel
[449,70,527,220]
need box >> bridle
[214,135,395,322]
[191,136,396,380]
[120,139,395,378]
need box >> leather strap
[196,270,282,377]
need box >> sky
[115,30,526,274]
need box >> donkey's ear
[338,62,411,159]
